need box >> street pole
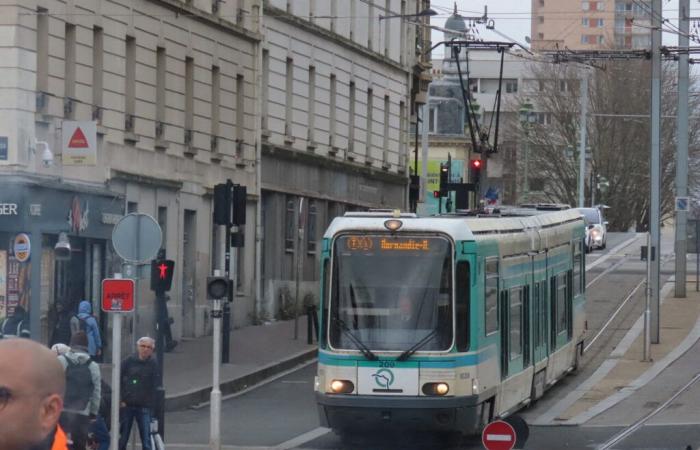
[293,198,305,340]
[222,180,233,363]
[644,233,652,361]
[675,0,689,298]
[420,100,429,211]
[650,0,662,344]
[110,274,123,450]
[579,75,588,208]
[209,271,223,450]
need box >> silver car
[576,207,608,252]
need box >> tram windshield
[329,234,453,352]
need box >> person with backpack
[119,337,158,450]
[70,301,102,360]
[86,379,111,450]
[58,331,101,450]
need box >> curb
[164,348,318,411]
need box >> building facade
[259,0,430,320]
[0,0,261,348]
[531,0,651,51]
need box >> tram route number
[379,361,395,368]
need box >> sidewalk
[160,317,317,411]
[539,278,700,425]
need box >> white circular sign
[112,213,162,263]
[13,233,31,262]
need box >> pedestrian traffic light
[207,275,229,300]
[150,259,175,292]
[469,159,483,185]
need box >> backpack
[77,316,89,333]
[64,357,94,411]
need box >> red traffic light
[470,159,482,169]
[433,190,441,198]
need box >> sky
[429,0,700,59]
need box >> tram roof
[324,207,583,241]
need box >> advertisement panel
[0,250,6,322]
[418,159,464,216]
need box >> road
[164,231,700,449]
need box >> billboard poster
[418,159,464,216]
[0,250,6,322]
[6,255,30,316]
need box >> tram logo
[372,368,395,390]
[346,236,373,251]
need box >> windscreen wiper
[396,329,439,362]
[332,316,378,361]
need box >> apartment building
[531,0,651,51]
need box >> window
[307,200,317,253]
[92,27,103,121]
[156,47,166,137]
[582,18,589,27]
[330,74,337,146]
[582,1,590,11]
[211,66,220,145]
[581,35,589,44]
[285,197,295,252]
[36,7,49,93]
[505,80,518,93]
[590,1,598,11]
[485,259,499,335]
[367,1,374,49]
[597,18,604,27]
[125,36,136,130]
[382,95,390,164]
[539,0,544,5]
[261,50,269,130]
[64,23,76,114]
[535,112,552,125]
[598,35,605,44]
[158,206,168,251]
[538,32,544,40]
[556,272,568,334]
[399,101,406,168]
[428,106,437,133]
[236,74,245,147]
[366,88,373,158]
[285,58,293,136]
[185,56,194,134]
[538,16,544,24]
[384,0,391,56]
[510,287,523,359]
[308,66,315,143]
[574,240,584,296]
[349,81,356,153]
[456,261,470,352]
[127,202,138,213]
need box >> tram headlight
[329,379,355,394]
[422,382,450,396]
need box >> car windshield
[578,208,601,225]
[329,235,453,352]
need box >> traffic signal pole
[649,0,662,344]
[675,0,689,298]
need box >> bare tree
[512,59,700,231]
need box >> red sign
[101,278,135,313]
[482,420,516,450]
[68,127,89,148]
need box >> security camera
[34,140,54,167]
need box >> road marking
[586,234,642,271]
[597,372,700,449]
[275,427,331,449]
[485,434,513,441]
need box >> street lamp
[519,100,536,202]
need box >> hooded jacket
[70,301,102,356]
[58,348,101,416]
[1,305,30,337]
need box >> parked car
[576,207,608,252]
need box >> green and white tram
[314,207,586,436]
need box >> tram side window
[509,287,523,360]
[573,240,583,296]
[556,272,568,335]
[485,259,499,335]
[456,261,470,352]
[320,257,330,347]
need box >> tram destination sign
[341,235,446,254]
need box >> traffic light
[232,184,247,226]
[213,183,231,226]
[469,159,483,186]
[439,163,449,196]
[150,259,175,292]
[207,275,229,300]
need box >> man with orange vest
[0,338,69,450]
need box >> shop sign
[13,233,30,263]
[29,204,41,216]
[101,213,122,225]
[0,203,18,216]
[62,121,97,165]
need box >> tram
[314,206,587,437]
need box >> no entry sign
[482,420,516,450]
[102,278,135,312]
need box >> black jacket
[120,354,159,409]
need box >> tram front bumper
[316,391,493,434]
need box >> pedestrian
[70,300,102,360]
[119,336,159,450]
[0,338,69,450]
[86,380,111,450]
[50,301,73,348]
[1,305,31,338]
[58,331,101,450]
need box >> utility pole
[579,75,588,208]
[675,0,689,298]
[649,0,662,344]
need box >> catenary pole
[675,0,689,298]
[650,0,662,343]
[579,74,588,208]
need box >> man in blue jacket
[70,301,102,359]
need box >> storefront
[0,176,123,343]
